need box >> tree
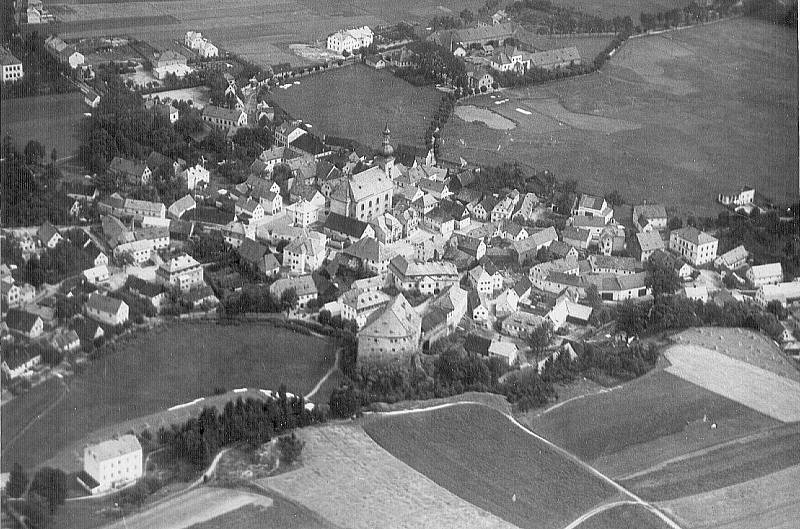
[29,467,68,511]
[276,432,305,464]
[616,301,648,337]
[24,140,46,165]
[8,462,28,498]
[459,8,474,24]
[280,287,299,314]
[50,148,58,165]
[329,385,360,418]
[645,254,682,297]
[668,217,683,230]
[766,300,788,320]
[528,321,553,358]
[605,190,625,206]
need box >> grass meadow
[364,403,619,529]
[270,64,442,148]
[443,18,798,216]
[0,92,87,160]
[1,322,336,471]
[576,503,670,529]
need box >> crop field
[443,18,798,215]
[671,327,800,382]
[0,92,87,160]
[262,422,518,529]
[527,369,780,477]
[619,422,800,501]
[658,464,800,529]
[364,404,620,529]
[546,0,688,22]
[43,0,486,66]
[664,345,800,422]
[1,322,336,471]
[270,65,441,148]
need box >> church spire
[380,121,394,157]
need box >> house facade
[669,227,718,266]
[85,293,129,326]
[81,435,142,494]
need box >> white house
[488,340,518,366]
[183,164,209,191]
[83,265,110,285]
[85,293,129,326]
[756,282,800,308]
[80,435,142,494]
[669,227,718,266]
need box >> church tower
[377,121,395,177]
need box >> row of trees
[395,41,467,87]
[507,0,635,34]
[157,391,322,468]
[639,0,741,32]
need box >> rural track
[304,347,340,401]
[369,401,685,529]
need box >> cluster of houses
[326,26,374,55]
[184,31,219,58]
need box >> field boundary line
[534,384,623,417]
[1,379,68,459]
[562,500,639,529]
[367,401,684,529]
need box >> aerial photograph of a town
[0,0,798,527]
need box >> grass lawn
[576,504,671,529]
[363,403,619,529]
[620,422,800,501]
[1,378,64,443]
[443,18,798,216]
[527,369,780,477]
[0,92,87,159]
[270,64,442,148]
[1,322,336,471]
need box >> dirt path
[2,378,68,460]
[304,348,339,401]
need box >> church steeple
[380,121,394,158]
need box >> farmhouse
[2,349,41,380]
[513,226,557,265]
[326,26,374,54]
[718,186,755,206]
[108,157,152,185]
[502,311,545,338]
[590,272,649,301]
[746,262,783,287]
[85,293,129,326]
[5,308,44,338]
[357,294,421,364]
[157,254,203,292]
[714,245,748,270]
[83,264,110,285]
[488,340,518,365]
[270,275,318,309]
[168,194,196,220]
[448,22,518,48]
[202,105,247,130]
[123,198,166,219]
[114,239,154,264]
[633,204,668,232]
[52,330,81,353]
[633,231,665,262]
[342,237,389,275]
[466,66,495,92]
[669,227,718,266]
[127,276,167,311]
[1,47,23,83]
[527,47,581,70]
[283,233,327,274]
[80,435,142,495]
[37,222,62,249]
[576,195,613,222]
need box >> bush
[276,432,305,464]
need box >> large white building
[357,294,421,364]
[326,26,373,54]
[185,31,219,57]
[157,253,204,292]
[1,47,24,83]
[81,435,142,494]
[669,227,718,266]
[755,281,800,308]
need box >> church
[329,124,397,222]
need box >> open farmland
[672,327,800,382]
[187,495,340,529]
[1,322,336,471]
[270,65,441,148]
[551,0,688,22]
[443,18,798,215]
[619,422,800,501]
[659,464,800,529]
[41,0,487,67]
[0,92,87,160]
[364,403,620,529]
[574,503,670,529]
[527,368,780,477]
[664,345,800,422]
[261,422,518,529]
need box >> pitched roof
[146,151,173,171]
[343,237,386,262]
[528,46,580,68]
[324,212,371,238]
[37,222,61,244]
[672,226,717,245]
[109,157,147,178]
[360,294,421,339]
[636,231,665,252]
[270,275,318,298]
[238,238,268,264]
[633,203,667,221]
[348,167,394,202]
[86,292,126,315]
[202,105,245,122]
[126,275,166,298]
[5,308,41,333]
[87,434,141,461]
